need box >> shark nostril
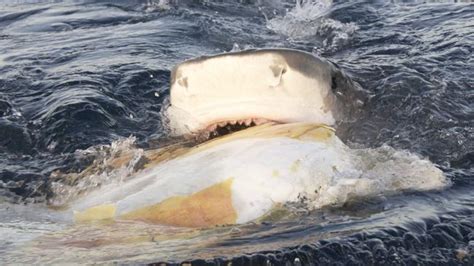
[270,65,286,77]
[269,65,287,87]
[177,77,188,88]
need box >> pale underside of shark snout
[164,49,341,137]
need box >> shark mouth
[196,118,274,140]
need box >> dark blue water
[0,0,473,264]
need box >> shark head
[164,48,358,138]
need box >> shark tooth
[208,124,217,132]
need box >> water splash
[142,0,175,12]
[266,0,358,50]
[48,136,145,206]
[309,144,449,209]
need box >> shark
[53,49,447,228]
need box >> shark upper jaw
[163,48,342,138]
[165,103,336,140]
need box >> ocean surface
[0,0,473,264]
